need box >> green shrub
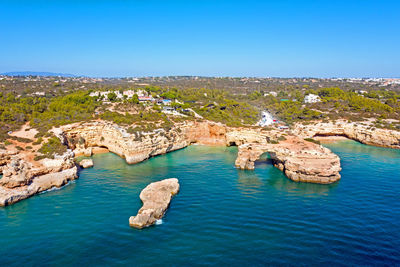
[277,136,287,142]
[34,155,47,161]
[304,138,321,145]
[38,136,67,159]
[9,136,32,143]
[33,137,43,145]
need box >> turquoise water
[1,141,400,266]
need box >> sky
[1,0,399,78]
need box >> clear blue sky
[1,0,399,77]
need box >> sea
[1,140,399,266]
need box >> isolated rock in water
[79,159,94,169]
[129,178,179,229]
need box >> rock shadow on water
[235,156,274,197]
[267,174,339,197]
[236,170,265,197]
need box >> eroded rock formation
[5,118,399,207]
[293,120,400,149]
[61,122,192,164]
[129,178,180,229]
[0,150,78,206]
[235,138,342,184]
[61,120,342,184]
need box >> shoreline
[2,118,400,206]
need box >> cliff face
[0,151,78,206]
[293,120,400,149]
[61,122,192,164]
[5,118,399,206]
[61,120,341,184]
[0,120,346,207]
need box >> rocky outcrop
[62,121,274,163]
[79,159,94,169]
[293,120,400,149]
[0,150,18,175]
[0,157,33,188]
[61,120,342,184]
[0,150,78,206]
[129,178,180,229]
[235,137,342,184]
[0,166,78,206]
[61,122,192,164]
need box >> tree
[129,94,139,104]
[107,92,117,102]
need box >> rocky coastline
[60,120,342,184]
[293,120,400,149]
[0,150,78,206]
[1,118,399,206]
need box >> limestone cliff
[293,120,400,149]
[61,121,192,164]
[5,118,400,206]
[0,150,78,206]
[61,120,342,184]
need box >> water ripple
[0,142,399,266]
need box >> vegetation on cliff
[1,77,399,147]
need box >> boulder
[129,178,179,229]
[79,159,94,169]
[0,157,33,188]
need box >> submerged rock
[129,178,179,229]
[79,159,94,169]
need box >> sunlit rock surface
[293,120,400,149]
[129,178,180,229]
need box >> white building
[264,91,278,97]
[123,90,136,98]
[304,94,321,104]
[257,111,276,127]
[90,90,139,101]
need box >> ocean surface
[1,140,399,266]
